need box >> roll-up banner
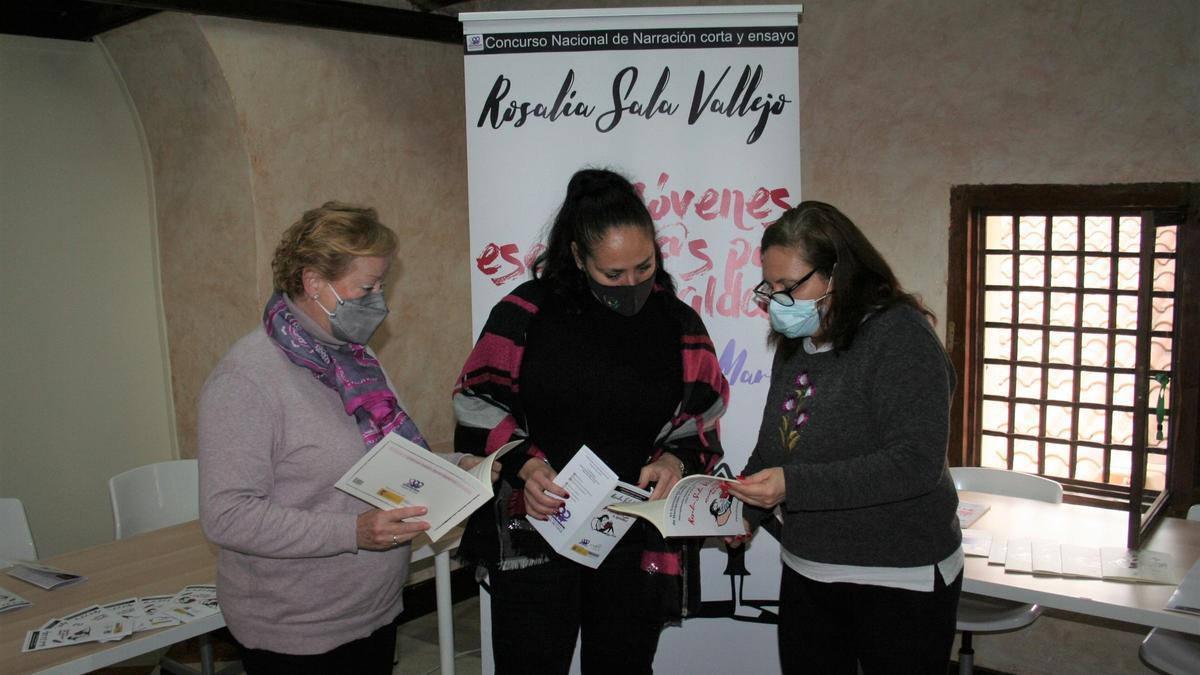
[461,6,802,672]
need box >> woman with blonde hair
[199,201,493,674]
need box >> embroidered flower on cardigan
[779,370,814,450]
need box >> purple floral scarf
[263,292,428,449]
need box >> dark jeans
[778,565,962,675]
[489,542,666,675]
[235,615,400,675]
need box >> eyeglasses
[753,267,820,307]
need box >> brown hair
[271,201,397,297]
[762,201,934,355]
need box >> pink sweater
[198,309,443,654]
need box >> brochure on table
[0,586,30,613]
[956,501,991,528]
[5,561,85,590]
[21,584,218,652]
[969,533,1180,584]
[336,433,517,542]
[526,445,650,569]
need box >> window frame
[948,183,1199,548]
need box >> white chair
[110,460,239,675]
[109,459,200,539]
[951,467,1063,675]
[1137,504,1200,674]
[0,497,37,562]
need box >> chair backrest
[109,459,199,539]
[0,498,37,562]
[950,466,1063,504]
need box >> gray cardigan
[742,304,961,568]
[198,305,452,654]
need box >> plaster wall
[101,14,259,459]
[0,35,176,557]
[102,12,469,453]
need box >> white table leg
[434,548,455,675]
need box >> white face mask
[768,292,829,338]
[315,284,389,344]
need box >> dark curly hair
[532,168,674,307]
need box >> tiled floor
[394,595,482,675]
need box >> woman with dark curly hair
[453,168,730,674]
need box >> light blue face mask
[769,292,829,338]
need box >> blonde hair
[271,201,397,297]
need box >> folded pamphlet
[5,561,85,590]
[336,432,518,542]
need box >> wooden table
[2,521,220,675]
[1,521,463,675]
[960,490,1200,634]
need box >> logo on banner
[466,34,484,52]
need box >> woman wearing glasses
[726,201,961,674]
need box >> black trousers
[778,565,962,675]
[489,542,666,675]
[235,614,400,675]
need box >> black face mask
[586,275,655,317]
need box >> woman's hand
[519,457,567,520]
[723,518,754,549]
[458,454,501,483]
[638,452,685,500]
[726,468,786,509]
[356,505,430,551]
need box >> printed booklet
[956,501,991,528]
[526,446,652,569]
[608,475,746,538]
[336,432,518,542]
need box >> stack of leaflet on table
[964,535,1180,584]
[21,584,220,653]
[5,561,85,590]
[1165,557,1200,615]
[0,586,31,613]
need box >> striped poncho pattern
[452,279,730,617]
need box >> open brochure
[5,561,85,590]
[336,432,517,542]
[526,446,651,569]
[1099,547,1177,584]
[608,474,746,538]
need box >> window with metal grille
[948,185,1199,548]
